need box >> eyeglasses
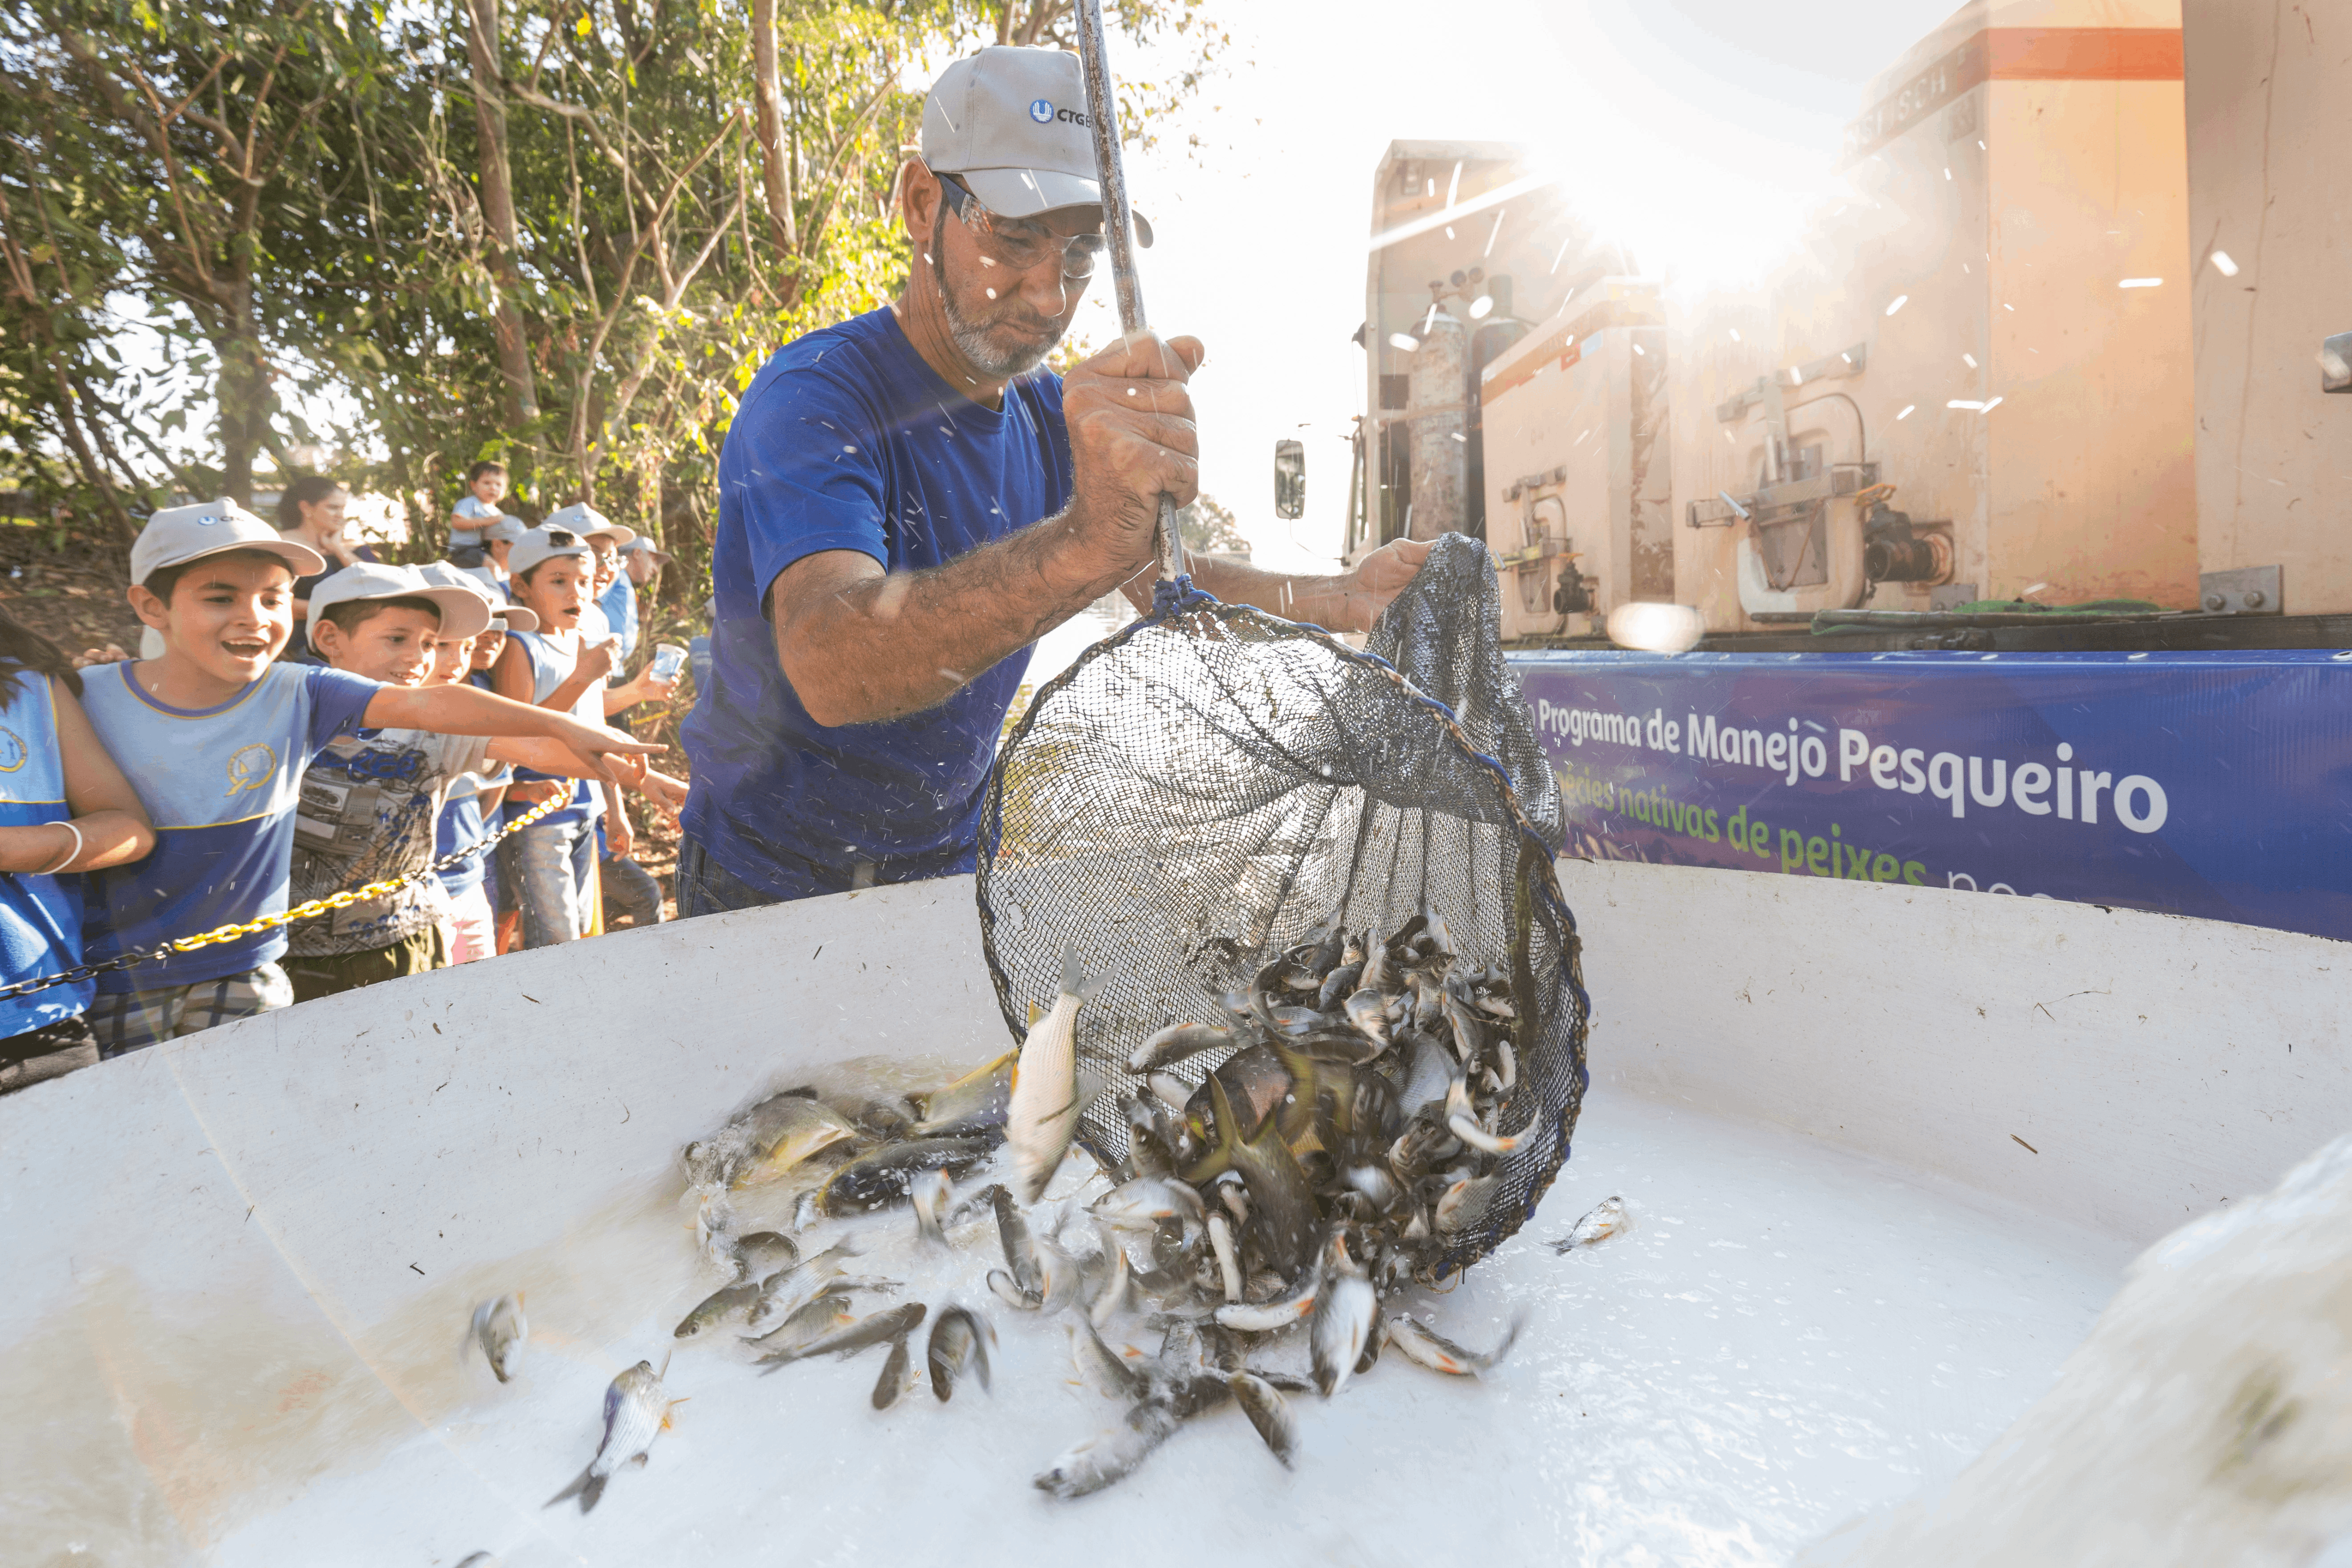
[936,171,1104,282]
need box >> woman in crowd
[278,476,378,640]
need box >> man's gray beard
[941,283,1061,380]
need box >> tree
[1177,492,1247,557]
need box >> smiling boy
[78,502,660,1052]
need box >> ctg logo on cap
[1029,98,1053,123]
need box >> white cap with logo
[417,561,538,632]
[920,45,1151,239]
[130,498,326,588]
[306,562,495,650]
[544,502,634,545]
[508,524,595,582]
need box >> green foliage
[0,0,1227,626]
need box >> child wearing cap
[448,462,510,564]
[0,610,156,1093]
[416,565,536,965]
[457,514,527,602]
[75,502,661,1051]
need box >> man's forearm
[777,514,1125,727]
[1177,554,1383,632]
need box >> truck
[1333,0,2349,656]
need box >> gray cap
[921,45,1149,242]
[479,514,527,545]
[306,562,493,650]
[130,499,325,587]
[544,502,634,545]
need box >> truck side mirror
[1274,439,1305,521]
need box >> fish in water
[730,1094,861,1188]
[1229,1371,1299,1468]
[742,1285,857,1355]
[1548,1195,1627,1252]
[471,1293,527,1383]
[1310,1231,1377,1398]
[1007,944,1108,1202]
[730,1231,798,1278]
[739,1243,858,1336]
[912,1168,953,1247]
[927,1305,992,1401]
[870,1332,917,1409]
[1384,1313,1522,1378]
[1197,1073,1318,1280]
[908,1049,1017,1140]
[546,1360,674,1514]
[819,1137,996,1216]
[757,1302,927,1372]
[1034,1396,1183,1500]
[1446,1076,1533,1156]
[1071,1315,1149,1399]
[674,1278,764,1340]
[1213,1267,1319,1331]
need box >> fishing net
[976,534,1590,1279]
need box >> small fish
[1089,1239,1130,1328]
[912,1168,953,1247]
[1034,1397,1182,1500]
[1071,1315,1149,1399]
[453,1554,498,1568]
[1549,1195,1628,1252]
[1345,1163,1401,1211]
[908,1049,1017,1139]
[1147,1070,1191,1112]
[730,1231,799,1278]
[988,1184,1042,1296]
[1343,988,1392,1049]
[674,1279,763,1339]
[1310,1233,1377,1399]
[1034,1237,1084,1315]
[870,1332,916,1409]
[757,1302,927,1371]
[1229,1371,1299,1468]
[730,1093,861,1188]
[1316,961,1365,1013]
[1397,1031,1454,1117]
[988,1269,1041,1311]
[1435,1172,1499,1235]
[1199,1074,1317,1280]
[471,1293,527,1383]
[1446,1077,1533,1156]
[1206,1211,1243,1303]
[1213,1268,1318,1331]
[928,1305,992,1400]
[819,1137,995,1216]
[743,1287,856,1353]
[1128,1021,1231,1073]
[1007,945,1108,1203]
[739,1243,857,1336]
[1385,1313,1522,1377]
[1090,1176,1205,1248]
[546,1360,673,1513]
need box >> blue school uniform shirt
[507,629,603,831]
[599,573,639,662]
[0,672,90,1035]
[681,306,1074,896]
[78,661,380,992]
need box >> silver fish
[471,1294,527,1383]
[1206,1212,1243,1303]
[1090,1176,1205,1249]
[1147,1071,1192,1113]
[870,1333,916,1409]
[1229,1371,1299,1468]
[1035,1237,1084,1315]
[1128,1021,1232,1073]
[757,1302,927,1371]
[1310,1234,1377,1399]
[1007,944,1106,1202]
[1435,1171,1499,1235]
[546,1360,671,1513]
[1071,1315,1149,1399]
[1446,1077,1533,1155]
[1384,1312,1522,1377]
[912,1167,953,1247]
[1089,1237,1130,1327]
[1345,1162,1401,1211]
[1398,1031,1454,1117]
[739,1243,858,1336]
[928,1304,992,1400]
[1213,1266,1319,1331]
[988,1268,1041,1311]
[673,1279,763,1340]
[1343,988,1392,1049]
[1034,1397,1182,1500]
[1316,962,1365,1013]
[730,1230,799,1278]
[743,1287,855,1354]
[1549,1194,1628,1252]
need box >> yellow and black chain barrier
[0,792,571,1003]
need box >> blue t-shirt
[434,778,491,897]
[0,672,90,1036]
[600,574,640,663]
[681,306,1073,894]
[79,661,380,991]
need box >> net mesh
[976,535,1590,1278]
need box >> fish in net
[977,534,1590,1284]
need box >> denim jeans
[600,850,666,928]
[516,818,597,948]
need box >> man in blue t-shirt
[680,46,1429,912]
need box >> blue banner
[1508,649,2352,942]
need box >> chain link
[0,792,573,1004]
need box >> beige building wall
[2181,0,2351,614]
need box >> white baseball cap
[478,514,528,545]
[920,46,1151,240]
[619,537,673,564]
[544,502,634,545]
[508,525,595,581]
[307,562,494,650]
[130,499,326,587]
[417,561,538,632]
